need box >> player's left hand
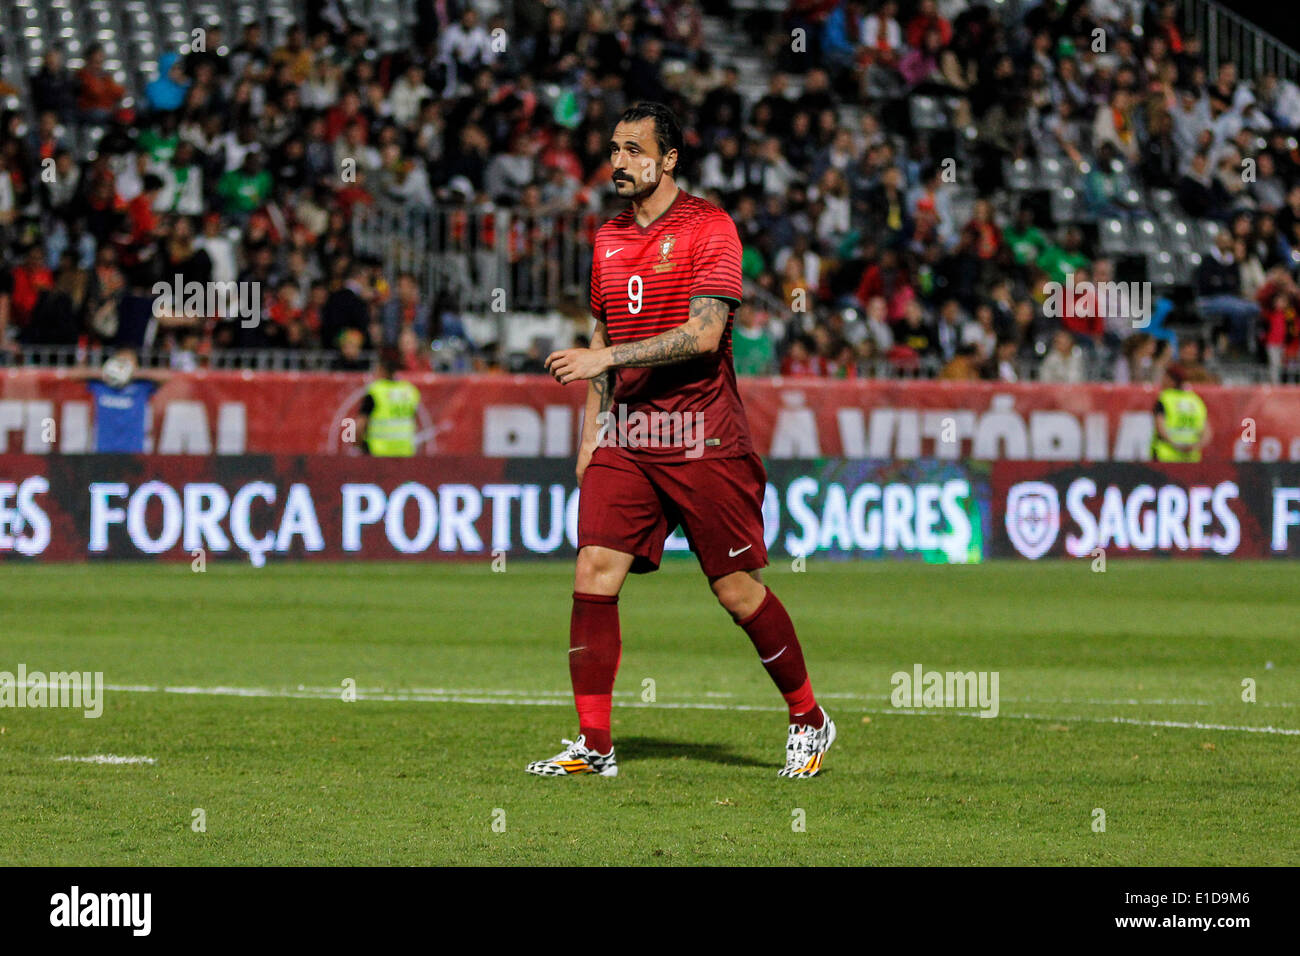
[545,347,611,384]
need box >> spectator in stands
[1236,237,1267,303]
[1003,205,1048,267]
[1094,89,1141,164]
[732,302,776,376]
[75,44,126,124]
[1175,337,1220,384]
[989,337,1019,382]
[6,243,54,340]
[821,1,865,74]
[333,327,370,372]
[1196,230,1259,353]
[1039,330,1086,383]
[862,0,904,64]
[217,152,272,220]
[380,273,428,346]
[1177,149,1219,218]
[961,301,998,361]
[1084,141,1139,218]
[1139,109,1180,189]
[31,50,77,121]
[961,198,1001,261]
[938,343,980,380]
[699,134,746,197]
[1037,227,1090,286]
[933,298,964,362]
[781,334,824,376]
[125,174,165,247]
[1114,332,1159,384]
[1259,289,1297,383]
[145,54,191,115]
[322,263,373,355]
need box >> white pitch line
[54,754,157,765]
[104,684,1300,709]
[99,685,1300,736]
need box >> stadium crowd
[1,0,1299,381]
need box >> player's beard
[614,167,661,201]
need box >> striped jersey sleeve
[689,213,743,306]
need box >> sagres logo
[152,274,261,328]
[0,665,103,717]
[595,404,708,459]
[1005,481,1060,560]
[50,886,151,936]
[1043,272,1152,328]
[891,664,1000,718]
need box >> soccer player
[527,102,834,779]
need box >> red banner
[3,371,1300,462]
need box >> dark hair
[618,101,683,160]
[378,348,401,376]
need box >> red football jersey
[589,190,752,460]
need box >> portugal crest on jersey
[654,234,677,273]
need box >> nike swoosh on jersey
[605,247,624,258]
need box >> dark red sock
[569,591,621,753]
[737,588,824,728]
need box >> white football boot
[525,735,618,777]
[778,707,836,778]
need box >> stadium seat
[1131,216,1162,255]
[1049,187,1083,225]
[1037,156,1073,190]
[1149,188,1178,216]
[909,95,946,131]
[1148,251,1178,287]
[1165,220,1197,254]
[1180,251,1204,285]
[1099,217,1129,256]
[1004,158,1035,192]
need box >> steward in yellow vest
[360,353,420,457]
[1151,364,1210,462]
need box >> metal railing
[2,346,368,372]
[1182,0,1300,82]
[6,343,1294,384]
[352,203,599,314]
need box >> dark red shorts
[577,446,769,578]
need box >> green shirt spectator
[1004,222,1050,266]
[139,128,179,165]
[1036,243,1090,286]
[731,304,775,375]
[217,159,272,214]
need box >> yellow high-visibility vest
[366,379,420,457]
[1152,387,1207,462]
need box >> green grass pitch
[1,559,1297,866]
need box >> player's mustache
[612,172,634,182]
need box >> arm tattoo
[689,295,728,332]
[589,320,614,412]
[591,366,614,412]
[606,297,729,369]
[609,325,701,367]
